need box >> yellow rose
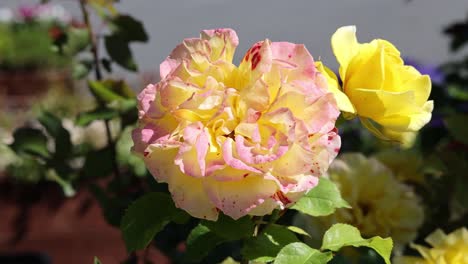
[374,149,425,184]
[395,228,468,264]
[295,153,424,248]
[318,26,433,144]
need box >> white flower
[36,4,72,24]
[0,8,14,23]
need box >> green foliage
[7,155,46,183]
[38,111,72,158]
[274,242,333,264]
[94,256,102,264]
[184,224,227,263]
[444,114,468,144]
[242,225,299,262]
[108,15,149,42]
[0,23,72,70]
[81,146,114,178]
[88,79,132,103]
[291,177,350,217]
[202,214,255,240]
[72,59,93,79]
[104,35,138,71]
[444,13,468,52]
[10,128,50,158]
[76,108,120,127]
[321,224,393,264]
[116,126,147,177]
[120,192,190,251]
[104,14,148,71]
[62,27,90,55]
[90,184,129,227]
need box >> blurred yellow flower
[312,153,424,246]
[395,228,468,264]
[374,149,425,184]
[319,26,433,145]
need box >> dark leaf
[90,184,129,227]
[38,111,72,158]
[202,213,254,240]
[444,114,468,145]
[242,225,299,262]
[108,15,149,42]
[120,192,187,251]
[184,224,226,263]
[104,35,138,71]
[81,146,114,178]
[101,58,113,73]
[10,128,50,158]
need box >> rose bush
[132,28,341,220]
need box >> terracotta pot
[0,179,169,264]
[0,69,73,110]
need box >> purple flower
[18,5,38,21]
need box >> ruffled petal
[204,175,278,220]
[315,61,356,114]
[331,25,360,76]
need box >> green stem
[79,0,121,181]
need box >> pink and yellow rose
[132,28,340,220]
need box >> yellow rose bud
[319,26,434,144]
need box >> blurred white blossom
[0,8,14,23]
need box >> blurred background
[1,0,467,264]
[3,0,468,70]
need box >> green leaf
[7,154,46,183]
[76,108,119,127]
[286,226,311,238]
[291,177,350,217]
[102,79,135,99]
[116,126,147,177]
[81,147,114,178]
[202,213,254,240]
[242,225,299,262]
[90,185,128,227]
[101,58,113,73]
[447,85,468,101]
[274,242,333,264]
[89,79,135,104]
[184,224,226,263]
[94,256,102,264]
[220,257,240,264]
[108,15,149,42]
[120,192,187,251]
[72,59,93,79]
[38,111,72,157]
[104,35,137,71]
[63,27,90,55]
[45,169,76,197]
[10,128,50,158]
[88,80,126,103]
[321,224,393,264]
[445,114,468,145]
